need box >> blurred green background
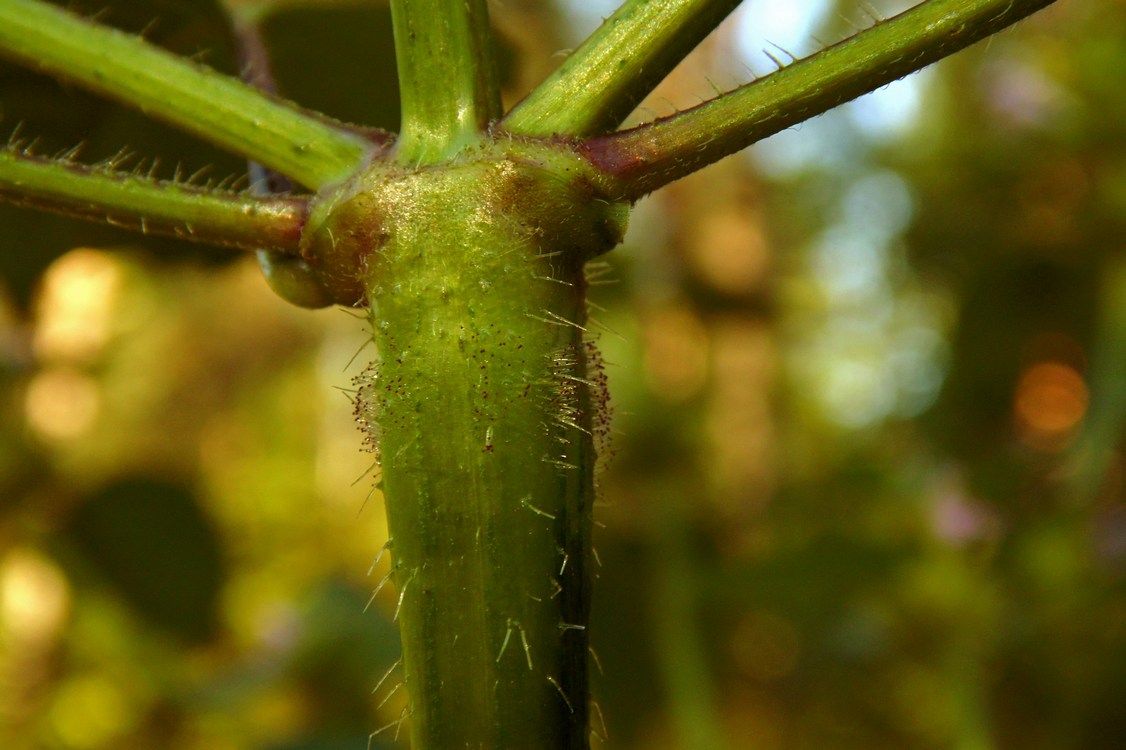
[1,1,1123,748]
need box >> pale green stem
[653,493,730,750]
[583,0,1059,200]
[1067,256,1126,500]
[0,0,374,189]
[0,150,306,253]
[504,0,741,137]
[389,0,501,165]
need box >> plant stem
[0,0,374,189]
[389,0,501,165]
[1067,256,1126,501]
[231,11,335,308]
[653,499,729,750]
[504,0,741,138]
[583,0,1059,200]
[0,150,305,253]
[304,141,629,749]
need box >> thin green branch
[390,0,501,165]
[0,0,375,189]
[582,0,1059,200]
[0,150,306,253]
[503,0,742,138]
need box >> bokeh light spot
[34,248,122,364]
[0,547,70,645]
[49,675,135,749]
[24,368,101,441]
[1014,361,1087,447]
[643,304,709,402]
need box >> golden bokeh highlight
[24,367,101,441]
[687,208,771,296]
[0,548,70,646]
[47,675,136,750]
[1013,361,1088,448]
[642,304,709,402]
[33,248,122,364]
[705,319,776,513]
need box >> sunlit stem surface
[505,0,741,137]
[389,0,501,165]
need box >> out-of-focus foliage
[0,0,249,310]
[0,1,1123,749]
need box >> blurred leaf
[289,580,401,716]
[257,3,514,134]
[259,4,401,132]
[0,0,246,309]
[65,476,226,643]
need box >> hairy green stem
[504,0,742,137]
[390,0,501,165]
[0,0,374,189]
[582,0,1059,199]
[0,150,305,252]
[303,141,628,749]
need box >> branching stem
[582,0,1059,200]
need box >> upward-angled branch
[503,0,742,138]
[0,0,375,190]
[390,0,501,165]
[582,0,1059,200]
[0,149,306,253]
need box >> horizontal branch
[582,0,1058,200]
[503,0,741,138]
[0,0,376,189]
[0,150,307,253]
